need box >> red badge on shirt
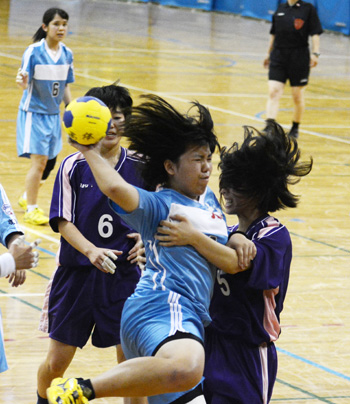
[294,18,304,30]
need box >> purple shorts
[47,264,140,348]
[204,326,278,403]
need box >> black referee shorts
[269,47,310,87]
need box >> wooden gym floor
[0,0,349,402]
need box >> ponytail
[32,26,46,42]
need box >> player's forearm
[58,220,95,257]
[6,233,24,249]
[189,231,242,274]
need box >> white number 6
[98,214,113,238]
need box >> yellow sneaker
[18,197,44,214]
[18,196,27,211]
[23,208,49,225]
[47,378,88,404]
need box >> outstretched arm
[155,214,256,274]
[70,141,140,212]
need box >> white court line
[1,52,349,144]
[77,72,350,145]
[292,128,350,143]
[3,47,350,60]
[297,125,350,129]
[0,52,21,60]
[156,92,350,101]
[21,225,59,244]
[80,73,350,144]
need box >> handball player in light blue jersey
[16,8,74,225]
[47,96,253,404]
[156,122,313,403]
[0,184,39,373]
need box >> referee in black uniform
[263,0,323,138]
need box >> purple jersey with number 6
[50,147,145,270]
[44,147,146,349]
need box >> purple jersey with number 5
[203,214,292,403]
[209,214,292,345]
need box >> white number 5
[217,270,230,296]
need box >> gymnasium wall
[135,0,350,35]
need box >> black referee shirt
[270,0,323,48]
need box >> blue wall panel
[241,0,279,21]
[316,0,350,35]
[157,0,213,11]
[213,0,243,14]
[146,0,350,35]
[278,0,316,4]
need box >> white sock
[27,204,38,213]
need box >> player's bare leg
[91,339,204,397]
[291,85,305,123]
[37,339,77,401]
[23,154,49,224]
[116,344,147,404]
[47,338,205,401]
[290,85,306,137]
[266,80,285,120]
[25,154,48,206]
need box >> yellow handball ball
[63,96,112,145]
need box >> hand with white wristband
[9,235,41,269]
[16,68,29,90]
[0,235,41,286]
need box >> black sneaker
[289,127,299,138]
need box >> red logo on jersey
[294,18,304,30]
[211,212,223,220]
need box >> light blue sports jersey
[0,184,23,247]
[19,38,74,114]
[0,184,23,374]
[111,186,228,326]
[0,309,8,373]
